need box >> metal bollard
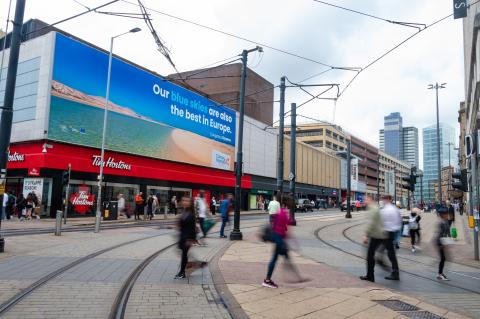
[164,204,168,219]
[55,210,63,236]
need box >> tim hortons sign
[91,155,132,171]
[69,185,95,214]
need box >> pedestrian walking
[360,195,388,282]
[219,194,233,238]
[393,201,402,249]
[210,196,216,215]
[117,194,129,219]
[436,207,452,281]
[194,190,208,238]
[174,196,204,279]
[1,192,7,220]
[263,195,305,289]
[5,191,15,220]
[381,195,401,280]
[459,201,464,216]
[146,194,154,220]
[16,194,25,220]
[25,193,35,221]
[409,207,421,253]
[267,194,280,224]
[446,200,455,229]
[134,192,144,220]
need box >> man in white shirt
[195,190,208,238]
[2,192,8,220]
[267,194,280,224]
[380,195,402,280]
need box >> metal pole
[277,76,286,195]
[230,50,248,241]
[346,140,352,218]
[64,163,71,224]
[289,103,297,226]
[471,156,479,260]
[377,153,380,203]
[0,0,26,252]
[394,168,397,204]
[94,36,114,233]
[435,83,442,203]
[420,175,423,207]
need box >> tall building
[422,123,456,202]
[379,112,419,168]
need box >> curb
[209,241,249,319]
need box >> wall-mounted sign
[69,184,95,214]
[91,155,131,171]
[453,0,467,19]
[28,167,40,176]
[8,152,25,162]
[23,178,43,201]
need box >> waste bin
[103,201,118,220]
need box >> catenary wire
[119,0,360,71]
[312,0,426,30]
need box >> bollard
[164,204,168,219]
[55,210,63,236]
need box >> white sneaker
[436,274,449,281]
[411,247,416,253]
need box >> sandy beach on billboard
[166,129,234,170]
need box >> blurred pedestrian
[171,195,178,215]
[409,207,422,253]
[195,190,208,238]
[134,192,144,220]
[436,207,451,281]
[147,194,154,220]
[175,196,198,279]
[117,194,128,219]
[446,200,455,228]
[381,195,401,280]
[360,195,387,282]
[267,194,280,224]
[263,194,305,288]
[219,194,233,238]
[16,194,25,220]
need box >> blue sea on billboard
[51,33,236,146]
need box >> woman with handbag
[436,208,451,281]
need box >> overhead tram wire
[312,0,426,30]
[120,0,360,72]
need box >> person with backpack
[219,194,233,238]
[134,192,144,220]
[409,208,422,253]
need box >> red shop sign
[69,184,95,214]
[28,167,40,176]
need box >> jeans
[220,217,228,236]
[438,246,446,274]
[198,217,206,237]
[267,232,288,279]
[410,229,420,246]
[366,237,384,279]
[178,241,190,275]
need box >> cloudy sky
[1,0,465,168]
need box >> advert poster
[23,178,43,202]
[48,33,236,171]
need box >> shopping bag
[203,219,216,234]
[451,226,457,239]
[260,224,273,242]
[402,224,410,237]
[440,237,454,246]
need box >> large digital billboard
[48,33,236,170]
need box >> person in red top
[263,194,306,288]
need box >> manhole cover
[400,311,446,319]
[376,300,419,311]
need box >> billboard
[48,33,236,170]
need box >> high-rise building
[422,123,456,202]
[379,113,419,168]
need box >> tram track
[314,221,480,296]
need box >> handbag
[451,226,458,239]
[203,219,216,234]
[440,237,454,246]
[260,224,273,242]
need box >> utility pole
[277,76,286,195]
[393,168,397,205]
[428,83,446,204]
[446,142,453,167]
[231,46,262,241]
[0,0,26,253]
[289,103,297,226]
[346,140,352,218]
[376,153,380,203]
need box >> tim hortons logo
[70,187,95,214]
[91,155,132,171]
[8,152,25,162]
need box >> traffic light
[62,167,71,187]
[402,167,416,192]
[452,169,468,192]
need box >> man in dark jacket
[446,200,455,228]
[219,194,233,238]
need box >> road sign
[289,172,295,181]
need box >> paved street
[0,210,476,318]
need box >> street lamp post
[428,82,446,204]
[230,46,263,241]
[94,27,141,233]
